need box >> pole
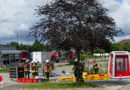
[15,31,19,44]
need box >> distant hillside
[117,39,130,44]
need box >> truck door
[115,55,130,77]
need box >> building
[0,45,29,65]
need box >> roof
[117,39,130,44]
[1,50,27,54]
[111,51,129,55]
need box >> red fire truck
[1,50,30,65]
[50,51,59,62]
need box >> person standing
[24,62,30,78]
[44,60,51,81]
[72,60,78,77]
[34,63,39,78]
[31,63,35,78]
[93,60,98,74]
[72,59,84,82]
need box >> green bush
[68,60,74,65]
[80,54,85,61]
[88,67,107,74]
[89,67,95,74]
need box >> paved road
[1,62,130,90]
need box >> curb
[18,85,122,90]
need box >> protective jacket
[34,65,39,73]
[44,64,50,72]
[25,63,30,71]
[94,63,98,68]
[31,64,35,73]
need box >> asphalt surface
[0,62,130,90]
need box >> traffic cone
[0,76,3,82]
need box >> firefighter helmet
[46,60,49,63]
[74,58,78,62]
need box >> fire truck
[1,50,30,65]
[50,51,59,62]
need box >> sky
[0,0,130,45]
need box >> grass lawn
[24,82,97,89]
[0,68,9,73]
[56,64,72,67]
[96,60,108,62]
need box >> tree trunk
[76,50,80,63]
[75,49,84,83]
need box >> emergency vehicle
[108,51,130,78]
[1,50,30,65]
[59,51,130,82]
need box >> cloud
[0,0,52,44]
[114,35,130,43]
[0,0,130,44]
[99,0,130,42]
[19,23,29,31]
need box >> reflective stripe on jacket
[25,64,30,71]
[44,64,50,72]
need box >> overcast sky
[0,0,129,45]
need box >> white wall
[94,53,109,57]
[32,51,51,63]
[32,52,42,63]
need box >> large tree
[31,0,121,82]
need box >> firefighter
[72,59,84,82]
[44,60,51,81]
[34,63,39,78]
[93,60,98,74]
[31,62,35,78]
[20,61,24,67]
[78,63,84,82]
[72,59,78,77]
[24,62,30,78]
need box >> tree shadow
[86,79,130,86]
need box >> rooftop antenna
[15,31,19,44]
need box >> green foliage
[31,0,121,65]
[18,44,30,51]
[7,41,52,52]
[80,54,86,61]
[97,39,112,53]
[0,67,9,73]
[24,82,97,89]
[80,51,93,61]
[9,42,19,46]
[99,69,108,74]
[30,39,52,51]
[94,47,105,53]
[112,43,130,51]
[88,67,108,74]
[89,67,95,74]
[68,60,74,65]
[85,67,89,71]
